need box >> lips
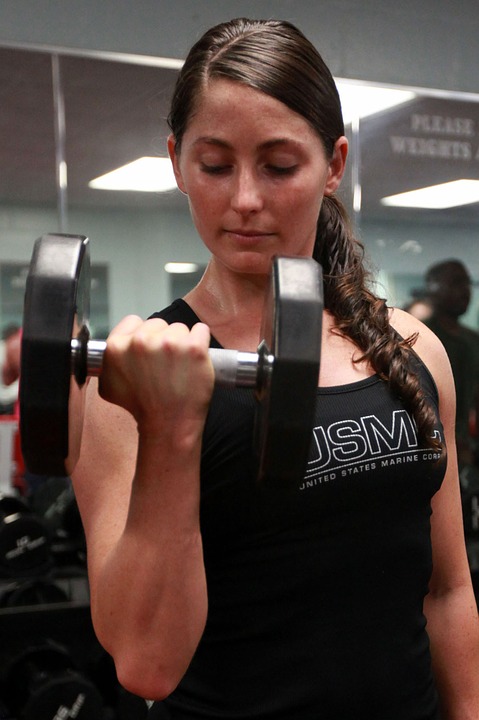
[226,231,274,250]
[226,229,274,240]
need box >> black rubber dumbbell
[30,478,86,570]
[0,495,51,577]
[0,577,68,608]
[1,641,104,720]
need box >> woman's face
[168,79,347,276]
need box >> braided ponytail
[315,197,442,451]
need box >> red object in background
[0,406,26,496]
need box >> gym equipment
[31,477,83,540]
[30,477,86,571]
[20,234,323,486]
[1,641,104,720]
[0,578,68,608]
[0,495,51,577]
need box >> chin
[232,251,276,275]
[211,248,274,275]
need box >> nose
[230,167,264,215]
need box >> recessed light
[336,81,415,125]
[89,157,177,192]
[381,179,479,209]
[164,262,200,274]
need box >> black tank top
[149,299,445,720]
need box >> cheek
[281,183,323,226]
[187,185,224,234]
[282,166,328,208]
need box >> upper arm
[390,308,471,591]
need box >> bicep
[391,309,470,589]
[412,322,471,592]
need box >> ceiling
[2,45,479,226]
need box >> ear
[324,136,348,195]
[167,134,187,194]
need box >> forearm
[89,431,208,701]
[424,583,479,719]
[73,319,214,699]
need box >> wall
[3,200,478,329]
[0,203,210,328]
[1,0,479,95]
[1,1,479,330]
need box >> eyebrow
[192,137,300,150]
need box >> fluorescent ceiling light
[89,157,177,192]
[336,82,415,124]
[164,262,199,274]
[381,179,479,209]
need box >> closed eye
[200,163,298,176]
[200,163,231,175]
[265,164,298,176]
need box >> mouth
[226,229,275,240]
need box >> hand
[98,315,215,436]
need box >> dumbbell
[30,477,87,570]
[0,495,51,577]
[20,234,323,486]
[30,477,84,539]
[1,641,104,720]
[0,577,68,608]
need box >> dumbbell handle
[71,339,265,388]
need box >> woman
[73,18,479,719]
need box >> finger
[190,322,212,348]
[108,314,146,338]
[156,322,211,362]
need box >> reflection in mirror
[347,85,479,329]
[1,48,478,335]
[0,48,57,206]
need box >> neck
[184,259,269,350]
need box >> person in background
[403,288,433,322]
[424,259,479,469]
[0,324,24,492]
[0,324,21,415]
[71,17,479,720]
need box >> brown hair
[315,198,440,448]
[168,17,440,449]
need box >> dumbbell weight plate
[20,234,90,476]
[0,496,51,577]
[0,578,68,608]
[3,643,104,720]
[255,257,322,485]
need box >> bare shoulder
[389,306,443,354]
[388,307,454,399]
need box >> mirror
[1,47,478,332]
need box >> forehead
[185,78,319,142]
